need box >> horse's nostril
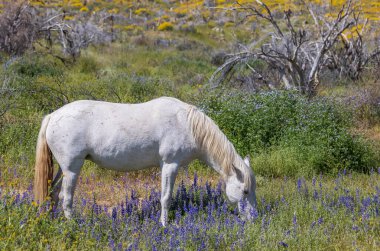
[244,190,248,195]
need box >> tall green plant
[201,91,376,176]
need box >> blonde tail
[34,115,54,203]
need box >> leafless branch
[210,0,366,96]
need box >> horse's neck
[200,154,224,176]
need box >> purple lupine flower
[198,241,206,251]
[131,189,138,200]
[356,188,360,198]
[339,195,354,212]
[362,212,370,221]
[261,215,267,230]
[250,207,259,220]
[292,212,297,234]
[261,215,271,230]
[297,178,302,192]
[284,230,291,236]
[108,238,115,250]
[318,217,323,225]
[216,182,222,196]
[313,190,319,200]
[278,241,288,248]
[112,207,117,221]
[362,197,371,209]
[281,196,287,205]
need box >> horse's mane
[187,105,251,189]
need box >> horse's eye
[243,190,249,195]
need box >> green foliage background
[201,91,377,176]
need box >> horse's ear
[244,155,250,167]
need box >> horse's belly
[87,145,160,171]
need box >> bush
[200,91,377,176]
[76,55,101,74]
[158,22,174,31]
[10,54,64,78]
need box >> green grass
[0,170,379,250]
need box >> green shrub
[201,91,376,176]
[10,54,64,78]
[76,55,101,74]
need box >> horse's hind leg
[50,167,63,206]
[57,158,84,219]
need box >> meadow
[1,168,380,250]
[0,0,380,250]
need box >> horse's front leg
[160,162,179,226]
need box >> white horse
[34,97,257,225]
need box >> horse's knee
[160,195,171,207]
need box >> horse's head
[225,156,257,218]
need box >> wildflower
[318,217,323,225]
[249,207,259,219]
[193,172,198,188]
[112,207,117,221]
[313,190,319,200]
[312,176,316,187]
[278,241,288,248]
[297,178,302,192]
[361,197,371,210]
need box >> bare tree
[327,14,380,80]
[210,0,377,96]
[0,1,39,56]
[0,1,112,62]
[40,10,112,61]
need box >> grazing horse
[34,97,257,225]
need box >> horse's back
[45,98,197,170]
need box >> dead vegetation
[210,0,380,96]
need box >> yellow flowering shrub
[79,6,89,12]
[161,14,170,20]
[173,8,187,18]
[64,15,75,20]
[71,2,83,8]
[158,22,174,31]
[135,8,151,16]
